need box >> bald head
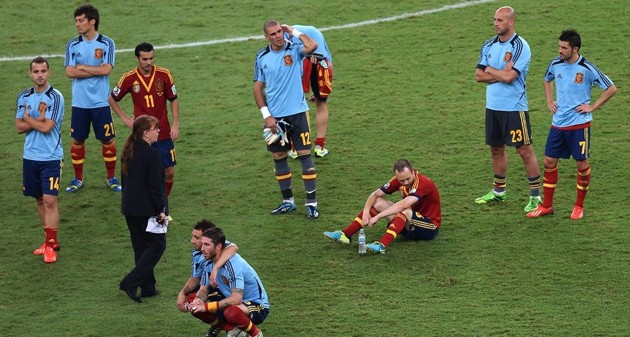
[494,6,516,39]
[496,6,515,19]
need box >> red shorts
[302,56,333,101]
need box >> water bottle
[358,228,366,254]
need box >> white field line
[0,0,494,62]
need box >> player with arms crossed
[110,42,180,197]
[324,159,441,254]
[526,29,616,219]
[15,57,65,263]
[65,4,120,192]
[191,228,269,337]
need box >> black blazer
[121,140,167,217]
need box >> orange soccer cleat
[526,205,554,218]
[33,242,60,255]
[43,245,57,263]
[570,206,584,220]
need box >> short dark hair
[74,4,100,31]
[559,29,581,50]
[393,159,414,173]
[202,227,226,248]
[263,20,280,34]
[30,56,49,70]
[135,42,154,57]
[193,219,216,232]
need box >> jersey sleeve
[510,39,531,74]
[15,93,26,119]
[587,63,614,91]
[379,176,400,195]
[111,74,131,101]
[543,58,557,82]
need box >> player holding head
[64,4,120,192]
[324,159,441,254]
[109,42,180,197]
[526,29,617,219]
[15,57,65,263]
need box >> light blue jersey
[191,240,232,278]
[65,33,115,108]
[254,42,308,118]
[15,85,64,161]
[477,33,531,111]
[289,25,332,62]
[544,55,614,127]
[202,253,269,309]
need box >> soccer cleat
[43,245,57,263]
[524,196,542,212]
[570,206,584,220]
[65,178,84,192]
[526,205,554,218]
[287,149,298,159]
[203,326,223,337]
[33,243,60,255]
[107,177,122,192]
[323,230,350,244]
[271,201,296,215]
[226,328,248,337]
[306,205,319,219]
[366,241,386,254]
[474,190,507,204]
[253,331,263,337]
[314,145,329,158]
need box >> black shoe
[140,289,160,298]
[120,286,142,303]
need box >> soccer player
[526,29,616,219]
[177,220,239,337]
[191,228,268,337]
[253,20,321,219]
[15,57,65,263]
[285,24,333,158]
[474,6,542,212]
[64,4,120,192]
[324,159,441,254]
[109,42,180,197]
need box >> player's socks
[315,137,326,149]
[542,166,558,208]
[342,208,378,237]
[165,178,174,197]
[379,213,407,248]
[299,154,317,203]
[274,157,292,199]
[44,227,58,248]
[102,140,117,179]
[223,306,260,336]
[493,174,506,194]
[528,175,541,197]
[71,143,85,181]
[575,166,591,208]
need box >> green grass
[1,0,629,336]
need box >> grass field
[1,0,629,336]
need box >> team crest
[221,275,229,286]
[132,81,141,93]
[504,51,512,62]
[94,48,104,59]
[284,54,293,66]
[156,80,164,96]
[38,101,48,114]
[575,72,584,84]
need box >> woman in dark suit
[119,115,168,303]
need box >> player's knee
[223,305,246,322]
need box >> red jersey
[380,170,442,227]
[111,66,177,141]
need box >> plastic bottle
[358,228,366,254]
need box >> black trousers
[119,215,166,293]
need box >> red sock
[379,213,407,248]
[342,207,378,237]
[102,141,117,179]
[191,311,219,325]
[44,228,58,247]
[575,167,591,208]
[542,166,558,208]
[315,137,326,148]
[223,306,260,336]
[165,178,174,197]
[71,143,85,180]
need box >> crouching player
[177,220,238,337]
[191,227,269,337]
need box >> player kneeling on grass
[177,219,239,337]
[324,159,441,254]
[190,228,269,337]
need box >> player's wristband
[260,106,271,119]
[291,28,303,38]
[205,301,220,313]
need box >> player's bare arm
[367,195,417,226]
[22,105,56,134]
[484,65,518,83]
[170,99,180,141]
[475,68,497,83]
[254,81,277,130]
[109,95,134,128]
[282,24,318,55]
[576,84,617,114]
[210,243,238,287]
[543,80,557,113]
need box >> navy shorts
[23,159,63,197]
[153,139,176,168]
[544,126,590,160]
[485,108,533,147]
[267,112,312,152]
[70,106,116,141]
[401,211,439,240]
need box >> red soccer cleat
[570,206,584,220]
[33,243,60,255]
[526,205,554,218]
[43,245,57,263]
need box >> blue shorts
[70,106,116,141]
[152,139,176,168]
[217,301,269,325]
[401,211,439,240]
[23,159,63,197]
[267,112,312,152]
[544,126,590,160]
